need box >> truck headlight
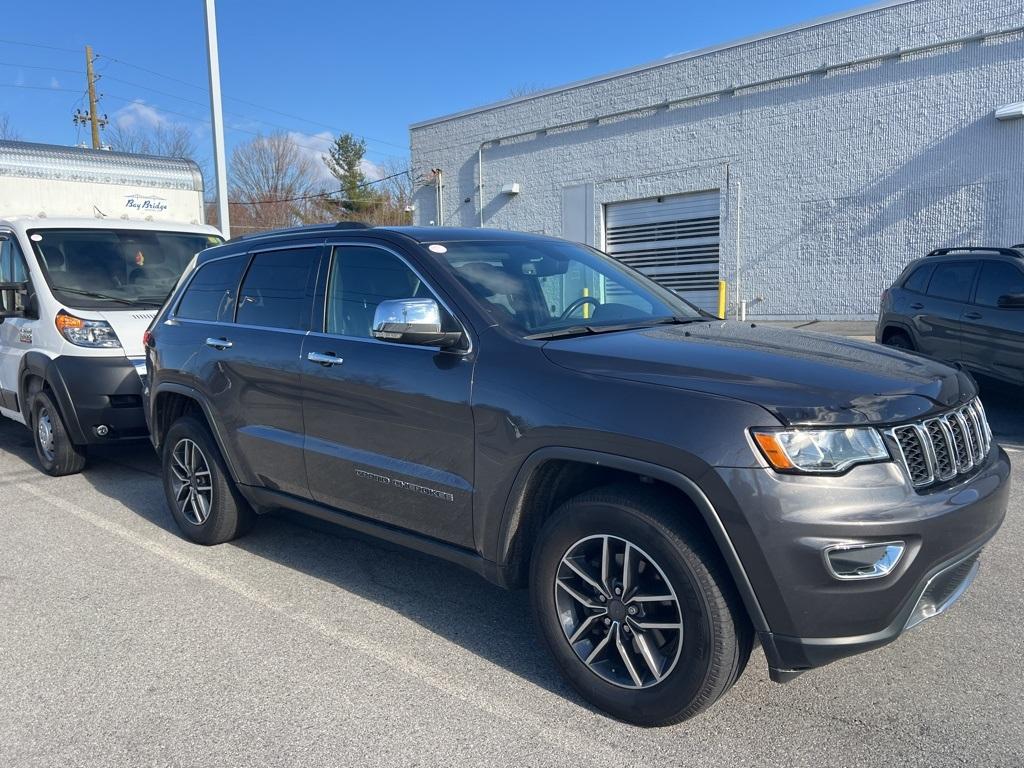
[751,427,889,474]
[55,311,122,348]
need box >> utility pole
[72,45,107,149]
[204,0,230,238]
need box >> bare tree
[228,131,327,233]
[0,114,20,140]
[106,122,198,159]
[507,82,546,98]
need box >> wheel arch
[18,351,85,442]
[495,447,769,633]
[880,321,917,347]
[150,383,244,485]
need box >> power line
[228,169,409,206]
[0,38,80,55]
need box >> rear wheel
[884,329,914,350]
[162,416,253,545]
[31,390,87,477]
[531,484,752,726]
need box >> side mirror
[996,293,1024,309]
[0,281,29,321]
[372,298,465,349]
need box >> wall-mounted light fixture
[995,102,1024,121]
[501,182,521,195]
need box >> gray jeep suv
[144,225,1008,726]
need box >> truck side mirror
[0,281,29,321]
[371,298,465,349]
[996,293,1024,309]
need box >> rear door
[914,260,978,362]
[173,245,321,499]
[300,242,476,547]
[960,259,1024,384]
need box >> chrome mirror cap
[371,298,464,349]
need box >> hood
[96,308,158,358]
[541,321,976,426]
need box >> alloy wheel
[169,439,214,525]
[554,534,684,689]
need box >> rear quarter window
[176,255,247,322]
[901,263,933,294]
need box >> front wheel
[531,484,752,726]
[31,390,87,476]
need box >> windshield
[432,239,703,338]
[28,228,222,309]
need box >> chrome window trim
[169,316,311,337]
[319,240,474,356]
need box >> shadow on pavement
[0,419,580,708]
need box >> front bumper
[40,355,148,444]
[706,446,1010,679]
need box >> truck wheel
[530,483,752,726]
[31,390,87,476]
[162,416,253,545]
[884,330,914,350]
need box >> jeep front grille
[888,399,992,489]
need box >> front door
[0,233,34,418]
[301,243,476,548]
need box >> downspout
[478,144,485,227]
[734,179,742,320]
[435,169,443,226]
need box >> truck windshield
[432,239,705,338]
[28,228,222,309]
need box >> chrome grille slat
[887,398,992,490]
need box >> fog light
[824,541,905,580]
[94,425,110,437]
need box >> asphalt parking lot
[0,382,1022,767]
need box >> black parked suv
[145,225,1008,726]
[877,246,1024,385]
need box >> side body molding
[496,447,770,633]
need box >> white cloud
[113,100,169,130]
[49,76,61,89]
[361,157,384,182]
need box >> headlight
[55,311,122,348]
[751,427,889,474]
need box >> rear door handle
[964,311,983,320]
[307,351,343,367]
[910,303,924,310]
[205,337,233,350]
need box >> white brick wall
[410,0,1024,319]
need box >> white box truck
[0,140,222,475]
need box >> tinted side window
[176,255,246,323]
[236,248,318,331]
[926,262,976,303]
[902,264,933,294]
[325,246,435,338]
[975,261,1024,307]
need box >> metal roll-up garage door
[604,191,720,313]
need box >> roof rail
[230,221,370,243]
[1014,244,1024,250]
[927,246,1023,258]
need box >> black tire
[30,390,87,477]
[884,330,914,350]
[161,415,253,545]
[531,483,753,727]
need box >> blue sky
[0,0,866,179]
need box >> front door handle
[307,351,343,367]
[205,337,233,350]
[910,303,924,310]
[964,311,983,320]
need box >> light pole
[204,0,230,239]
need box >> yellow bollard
[718,280,727,319]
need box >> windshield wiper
[526,316,706,340]
[51,286,161,307]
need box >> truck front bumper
[40,355,148,444]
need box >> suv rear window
[236,247,318,331]
[902,264,933,294]
[176,255,246,323]
[926,262,976,302]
